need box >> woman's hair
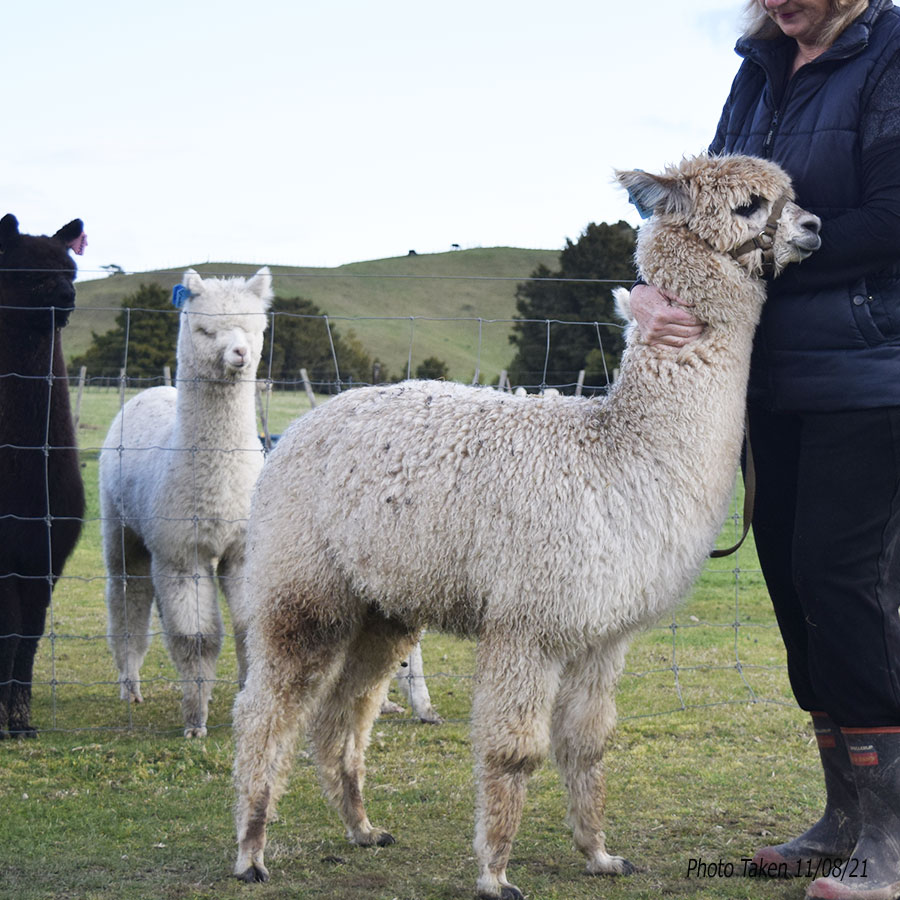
[742,0,870,46]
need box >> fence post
[118,368,126,408]
[73,366,87,434]
[256,382,272,450]
[300,368,317,409]
[575,369,585,397]
[498,369,508,392]
[163,365,172,387]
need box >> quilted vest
[711,0,900,411]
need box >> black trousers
[749,403,900,727]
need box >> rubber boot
[807,728,900,899]
[753,712,860,874]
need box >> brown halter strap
[727,194,789,278]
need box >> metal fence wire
[1,282,788,736]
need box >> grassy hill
[68,247,561,384]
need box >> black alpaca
[0,214,86,738]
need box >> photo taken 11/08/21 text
[685,856,870,880]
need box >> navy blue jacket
[711,0,900,411]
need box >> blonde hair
[742,0,870,47]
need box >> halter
[727,194,789,278]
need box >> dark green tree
[262,296,384,390]
[415,356,449,380]
[507,221,636,392]
[70,283,179,380]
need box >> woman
[630,1,900,897]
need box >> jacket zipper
[763,108,780,159]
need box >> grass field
[0,386,823,900]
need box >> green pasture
[0,387,820,900]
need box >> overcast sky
[2,0,747,280]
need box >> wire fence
[0,269,789,737]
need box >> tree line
[71,220,636,392]
[70,289,392,389]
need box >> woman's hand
[629,283,705,347]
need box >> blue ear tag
[626,170,654,220]
[171,284,194,308]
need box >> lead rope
[710,417,756,558]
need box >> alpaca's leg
[471,635,563,900]
[6,582,50,738]
[309,609,420,847]
[0,578,23,737]
[233,601,353,883]
[103,531,153,703]
[218,552,250,687]
[394,638,441,724]
[551,639,633,877]
[154,559,223,738]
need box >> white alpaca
[100,267,272,738]
[231,155,821,898]
[381,641,441,724]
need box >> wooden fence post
[73,366,87,433]
[256,381,275,449]
[575,369,585,397]
[300,368,317,409]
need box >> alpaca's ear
[615,169,692,220]
[53,219,87,254]
[612,287,634,324]
[0,213,20,252]
[183,268,203,296]
[247,266,274,307]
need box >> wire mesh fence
[1,270,790,737]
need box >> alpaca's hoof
[501,888,525,900]
[184,725,207,739]
[7,724,38,739]
[120,682,143,704]
[586,854,636,876]
[235,864,269,884]
[352,828,395,847]
[476,886,524,900]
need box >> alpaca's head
[176,267,273,382]
[616,154,821,281]
[0,214,86,330]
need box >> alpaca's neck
[0,323,65,376]
[614,323,755,410]
[600,319,756,506]
[171,373,259,448]
[0,327,74,445]
[614,222,767,459]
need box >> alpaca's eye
[734,195,763,218]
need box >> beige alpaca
[231,155,820,898]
